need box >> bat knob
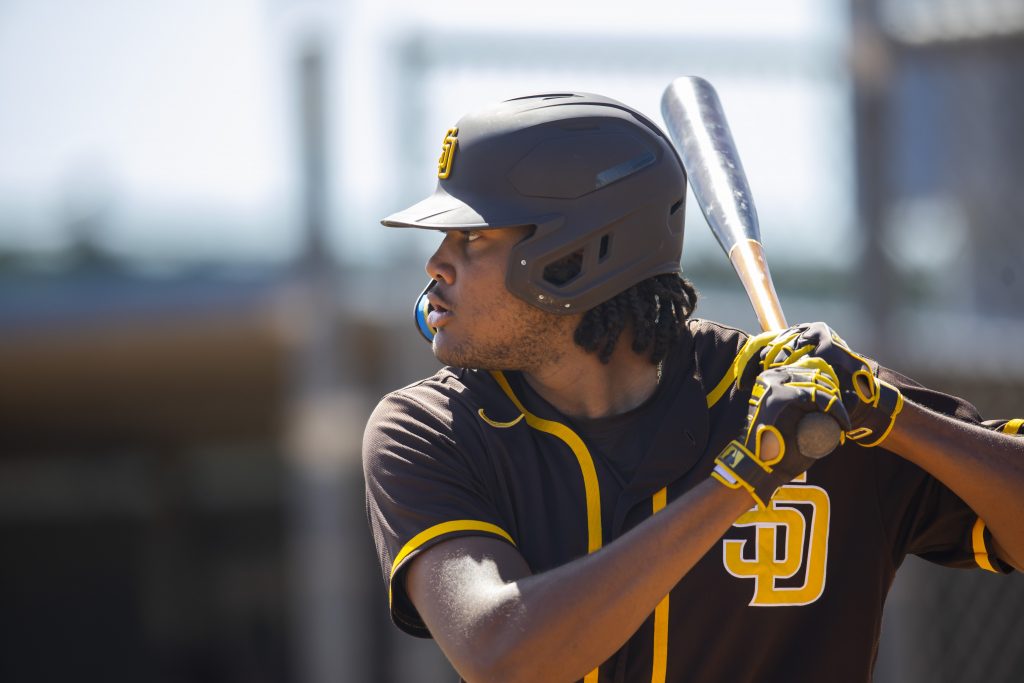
[797,412,842,459]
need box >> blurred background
[1,0,1022,681]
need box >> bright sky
[0,0,850,267]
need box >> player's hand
[712,356,851,508]
[759,322,903,447]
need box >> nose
[425,233,456,284]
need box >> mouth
[426,292,454,328]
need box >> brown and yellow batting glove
[759,322,903,447]
[712,356,851,508]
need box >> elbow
[990,533,1024,573]
[463,665,536,683]
[456,617,563,683]
[458,637,534,683]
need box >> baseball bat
[660,76,841,459]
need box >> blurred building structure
[0,2,1022,682]
[852,0,1024,680]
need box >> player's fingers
[754,425,783,465]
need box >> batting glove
[712,356,851,508]
[758,322,903,447]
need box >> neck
[521,340,661,419]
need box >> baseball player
[363,92,1024,683]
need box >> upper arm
[363,388,517,635]
[982,418,1024,570]
[405,535,532,681]
[874,389,1023,574]
[872,379,1021,574]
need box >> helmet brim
[381,188,491,230]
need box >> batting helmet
[382,92,687,315]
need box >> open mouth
[426,298,453,328]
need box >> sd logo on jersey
[722,474,831,606]
[438,127,458,179]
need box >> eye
[460,230,481,242]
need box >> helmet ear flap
[514,227,619,311]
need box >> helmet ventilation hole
[543,250,584,286]
[598,234,611,262]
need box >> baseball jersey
[363,319,1018,683]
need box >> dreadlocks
[573,273,698,365]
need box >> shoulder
[687,318,750,354]
[367,366,498,431]
[685,318,752,388]
[363,366,509,467]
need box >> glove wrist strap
[712,440,782,509]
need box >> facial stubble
[433,302,578,373]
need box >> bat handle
[729,239,787,331]
[730,239,842,458]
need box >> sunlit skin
[424,226,575,373]
[424,226,660,418]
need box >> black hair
[573,273,698,365]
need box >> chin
[430,332,465,367]
[432,333,497,371]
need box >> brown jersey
[363,319,1018,683]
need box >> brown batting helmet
[382,92,687,314]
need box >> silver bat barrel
[660,75,840,458]
[660,76,760,255]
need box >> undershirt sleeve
[363,385,516,637]
[873,367,1015,574]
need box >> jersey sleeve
[363,383,517,637]
[873,368,1016,574]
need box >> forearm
[882,399,1024,569]
[418,480,752,683]
[503,481,749,681]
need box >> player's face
[424,226,578,371]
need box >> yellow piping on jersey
[651,487,669,683]
[1002,418,1024,435]
[971,518,998,573]
[388,520,516,607]
[489,370,603,683]
[490,371,603,554]
[705,330,779,408]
